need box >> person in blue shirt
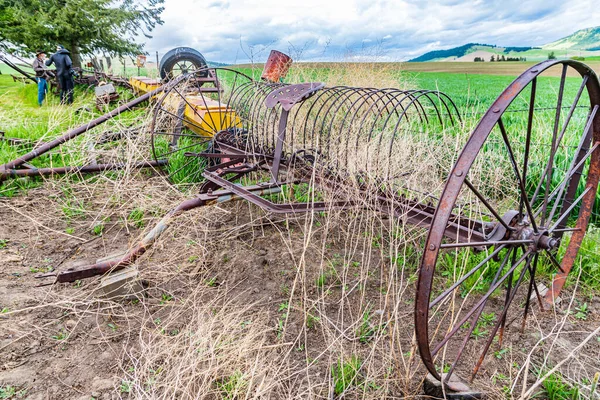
[32,50,50,106]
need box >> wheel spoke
[520,78,536,218]
[464,179,513,233]
[521,254,540,332]
[158,106,210,133]
[540,65,567,227]
[543,249,565,274]
[443,247,513,380]
[429,245,507,309]
[440,239,533,249]
[471,253,533,379]
[546,105,598,223]
[534,139,599,221]
[549,186,591,232]
[431,250,531,357]
[498,118,538,232]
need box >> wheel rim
[415,60,600,382]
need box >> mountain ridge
[410,26,600,62]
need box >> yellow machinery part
[129,76,241,137]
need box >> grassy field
[1,60,600,399]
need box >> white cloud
[144,0,600,62]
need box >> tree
[490,55,495,62]
[548,51,556,60]
[0,0,164,68]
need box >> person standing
[45,45,74,104]
[32,50,50,106]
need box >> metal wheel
[149,67,257,190]
[415,60,600,384]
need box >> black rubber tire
[159,47,208,81]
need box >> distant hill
[543,26,600,50]
[409,26,600,62]
[208,61,230,67]
[409,43,494,62]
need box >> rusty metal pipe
[47,185,282,283]
[0,78,178,174]
[1,160,166,179]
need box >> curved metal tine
[431,249,532,357]
[341,88,400,173]
[437,91,463,125]
[355,90,418,176]
[228,81,264,147]
[521,253,542,333]
[302,87,344,157]
[153,131,213,139]
[444,246,514,382]
[326,87,385,172]
[158,106,208,134]
[367,90,423,178]
[520,78,537,219]
[167,154,203,181]
[250,83,282,150]
[193,70,221,133]
[342,88,401,174]
[214,69,233,130]
[219,70,250,133]
[470,252,534,380]
[429,245,507,309]
[171,84,218,134]
[349,88,402,173]
[260,84,284,152]
[237,83,268,154]
[382,91,449,180]
[156,139,212,159]
[230,81,266,140]
[463,179,513,233]
[497,118,538,232]
[338,88,407,180]
[319,87,371,169]
[546,105,597,224]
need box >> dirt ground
[1,175,599,399]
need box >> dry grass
[1,59,599,400]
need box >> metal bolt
[429,244,436,250]
[493,107,500,113]
[455,170,463,177]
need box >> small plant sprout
[160,293,174,304]
[128,207,145,228]
[332,356,362,396]
[216,371,248,400]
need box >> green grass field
[2,59,600,398]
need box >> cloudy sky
[144,0,599,63]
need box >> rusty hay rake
[2,56,599,388]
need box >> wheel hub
[509,216,559,251]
